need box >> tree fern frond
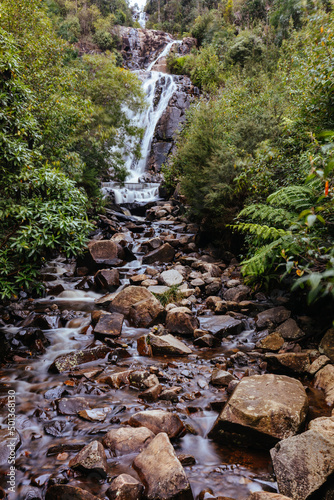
[237,204,295,227]
[267,185,315,211]
[240,240,283,276]
[231,222,291,241]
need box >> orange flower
[325,180,329,196]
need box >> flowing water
[0,212,280,500]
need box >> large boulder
[166,307,199,335]
[69,440,108,478]
[270,416,334,500]
[223,285,250,302]
[106,474,144,500]
[94,269,120,291]
[264,353,310,374]
[109,286,164,328]
[103,426,155,456]
[129,410,185,439]
[93,311,124,338]
[209,374,308,448]
[147,333,192,356]
[256,307,291,330]
[314,364,334,406]
[87,240,119,265]
[133,432,192,500]
[142,243,175,264]
[198,315,243,337]
[274,318,304,340]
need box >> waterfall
[101,27,181,204]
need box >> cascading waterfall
[101,34,181,204]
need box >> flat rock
[199,315,243,337]
[94,311,124,337]
[256,307,291,330]
[270,416,334,500]
[133,432,192,500]
[69,440,107,478]
[256,332,284,351]
[209,374,308,448]
[49,345,110,373]
[160,270,183,286]
[56,397,90,416]
[106,474,144,500]
[142,243,175,264]
[148,285,170,295]
[247,493,292,500]
[129,410,185,439]
[308,355,331,375]
[264,353,310,374]
[103,426,154,456]
[166,307,199,335]
[147,333,192,356]
[45,485,100,500]
[314,364,334,406]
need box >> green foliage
[153,285,185,306]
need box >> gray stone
[103,426,154,456]
[166,307,199,335]
[45,485,100,500]
[314,364,334,406]
[160,269,183,286]
[210,369,235,386]
[49,345,111,373]
[129,410,185,439]
[199,315,243,337]
[275,318,304,340]
[308,355,331,375]
[94,311,124,337]
[142,243,175,264]
[106,474,143,500]
[256,307,291,330]
[69,440,107,478]
[223,285,250,302]
[0,429,21,465]
[148,333,192,356]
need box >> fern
[231,222,291,241]
[267,185,316,211]
[237,204,295,228]
[240,239,284,276]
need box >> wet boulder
[109,286,164,328]
[93,311,124,338]
[166,307,199,335]
[103,426,155,456]
[264,353,310,374]
[106,474,144,500]
[94,269,120,291]
[45,485,100,500]
[69,440,108,478]
[133,432,192,500]
[210,369,236,387]
[209,374,308,448]
[248,493,292,500]
[199,316,243,337]
[270,416,334,500]
[56,397,90,416]
[129,410,185,439]
[49,345,111,373]
[256,332,284,351]
[0,429,21,465]
[256,307,291,330]
[87,240,119,265]
[274,318,304,340]
[319,327,334,362]
[146,333,192,356]
[142,243,175,264]
[223,285,250,302]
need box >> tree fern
[237,204,295,228]
[267,185,316,211]
[232,222,291,241]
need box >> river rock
[264,353,310,374]
[308,355,331,375]
[106,474,144,500]
[103,426,155,456]
[275,318,304,340]
[93,311,124,337]
[45,485,100,500]
[69,440,107,478]
[209,374,308,448]
[49,345,111,373]
[256,332,284,351]
[160,269,183,286]
[223,285,250,302]
[133,432,192,500]
[94,269,120,291]
[148,333,192,355]
[256,307,291,330]
[210,369,236,387]
[0,429,21,465]
[130,274,150,285]
[314,363,334,406]
[142,243,175,264]
[57,397,90,416]
[199,315,243,337]
[166,307,199,335]
[87,240,118,265]
[110,286,164,327]
[270,416,334,500]
[248,493,292,500]
[129,409,185,438]
[319,327,334,362]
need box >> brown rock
[49,345,111,373]
[319,327,334,362]
[256,307,291,330]
[56,397,90,416]
[45,485,100,500]
[129,410,185,439]
[106,474,144,500]
[94,269,120,291]
[264,353,310,374]
[275,318,304,340]
[98,369,132,388]
[223,285,250,302]
[166,307,199,335]
[270,416,334,500]
[103,426,155,456]
[256,332,285,351]
[69,440,107,478]
[110,286,164,327]
[142,243,175,264]
[248,493,292,500]
[308,355,331,375]
[139,384,163,402]
[133,432,192,500]
[88,240,118,265]
[146,333,192,356]
[210,369,235,387]
[130,274,150,285]
[209,374,308,448]
[94,311,124,338]
[314,364,334,406]
[198,315,243,337]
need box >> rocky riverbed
[1,200,334,500]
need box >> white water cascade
[101,37,181,204]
